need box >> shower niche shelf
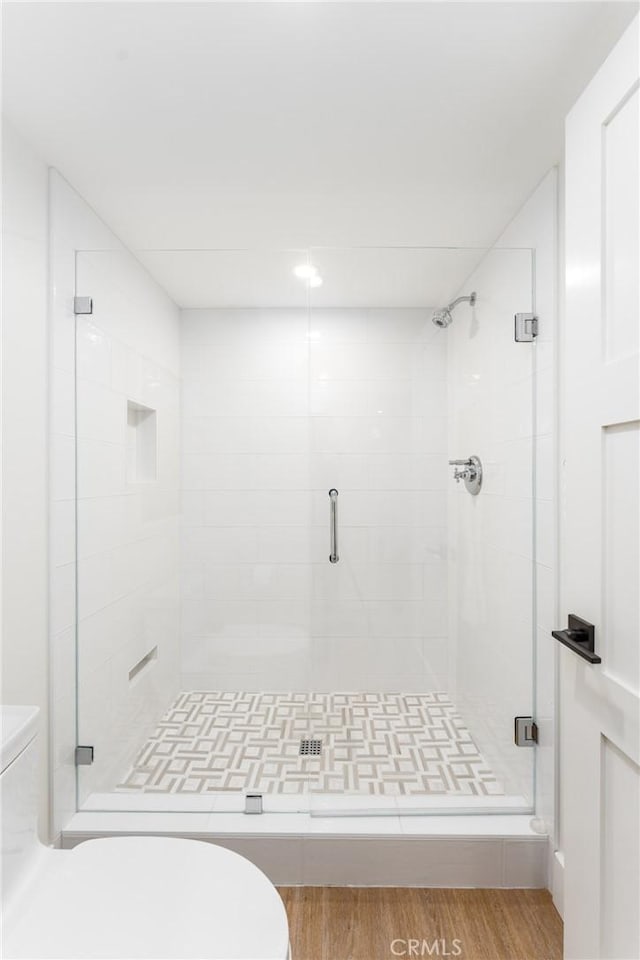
[126,400,157,483]
[128,645,158,685]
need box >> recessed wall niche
[127,400,157,482]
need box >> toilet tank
[1,706,41,908]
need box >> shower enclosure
[73,243,536,817]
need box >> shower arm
[446,292,476,312]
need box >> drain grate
[299,738,322,756]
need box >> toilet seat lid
[3,837,290,959]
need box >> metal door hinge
[514,717,538,747]
[74,296,93,315]
[75,745,94,766]
[514,313,538,341]
[245,793,263,815]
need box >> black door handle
[552,614,601,664]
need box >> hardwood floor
[279,887,563,960]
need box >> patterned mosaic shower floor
[116,691,503,797]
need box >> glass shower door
[305,245,537,815]
[443,244,538,811]
[74,248,183,810]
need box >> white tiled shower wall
[179,308,449,692]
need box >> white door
[562,16,640,960]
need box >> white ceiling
[135,246,490,307]
[3,1,637,305]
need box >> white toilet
[1,706,291,959]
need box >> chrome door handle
[329,489,339,563]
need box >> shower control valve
[449,458,474,482]
[448,456,483,496]
[453,465,473,483]
[449,458,472,475]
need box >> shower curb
[61,813,549,888]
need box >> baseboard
[551,848,564,918]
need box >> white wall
[48,172,181,832]
[1,121,50,841]
[447,171,557,823]
[180,307,448,692]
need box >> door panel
[600,736,640,960]
[603,422,639,692]
[562,17,640,959]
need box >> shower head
[431,291,476,328]
[432,307,453,328]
